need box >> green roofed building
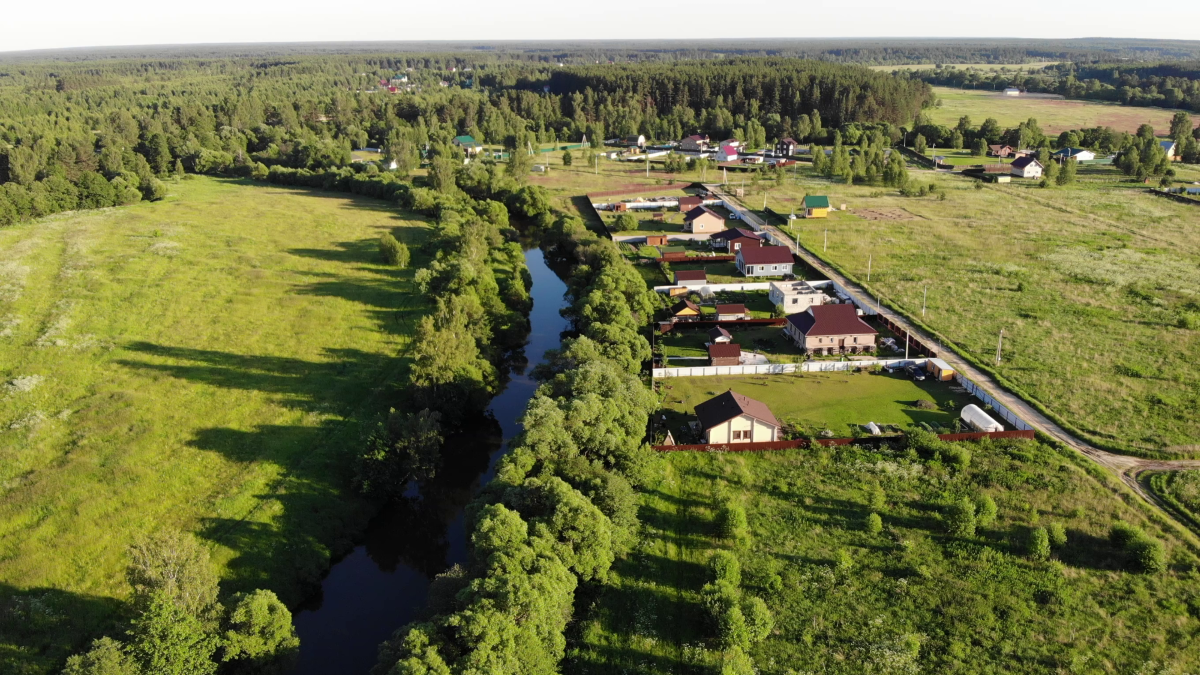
[803,195,830,218]
[452,135,483,155]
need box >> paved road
[708,184,1200,524]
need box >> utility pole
[905,332,909,360]
[995,328,1004,364]
[645,151,649,178]
[922,285,927,318]
[867,254,872,282]
[824,229,828,252]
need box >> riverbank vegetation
[569,436,1200,673]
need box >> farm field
[926,86,1199,134]
[0,176,431,671]
[568,440,1200,674]
[753,168,1200,455]
[655,371,975,440]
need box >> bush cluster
[1110,522,1168,573]
[700,551,774,653]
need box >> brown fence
[653,429,1033,452]
[658,253,736,263]
[1148,189,1200,207]
[661,318,787,333]
[874,314,938,358]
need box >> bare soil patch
[851,207,920,221]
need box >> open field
[570,441,1200,674]
[1148,470,1200,534]
[0,177,431,671]
[656,371,975,440]
[750,167,1200,456]
[927,86,1198,135]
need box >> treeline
[370,185,661,673]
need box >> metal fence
[952,373,1033,431]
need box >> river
[288,247,570,674]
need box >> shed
[707,342,742,366]
[925,358,955,381]
[961,404,1003,432]
[678,195,703,212]
[715,304,748,320]
[674,269,707,287]
[645,235,668,246]
[670,299,702,321]
[708,326,733,343]
[803,195,830,218]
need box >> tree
[865,512,882,534]
[950,130,964,150]
[1047,522,1067,548]
[612,213,638,232]
[221,590,300,673]
[126,531,220,621]
[945,497,976,537]
[1169,112,1193,142]
[882,152,909,189]
[1056,158,1077,186]
[913,134,927,154]
[1043,159,1060,184]
[125,591,218,675]
[720,647,756,675]
[971,138,987,157]
[505,146,534,179]
[976,495,997,526]
[742,596,774,643]
[708,551,741,586]
[62,637,141,675]
[561,150,573,166]
[1028,527,1051,561]
[379,233,409,267]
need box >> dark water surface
[289,247,569,674]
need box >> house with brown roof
[678,195,703,212]
[684,206,725,234]
[680,134,710,152]
[709,228,762,250]
[694,390,781,444]
[674,269,707,287]
[1009,156,1043,179]
[784,304,877,355]
[707,342,742,366]
[708,326,732,343]
[736,246,795,277]
[776,138,800,156]
[670,299,702,322]
[988,144,1014,158]
[715,304,748,320]
[726,235,761,253]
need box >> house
[803,195,830,218]
[624,134,647,148]
[726,235,762,253]
[680,134,710,152]
[707,343,742,366]
[684,206,725,234]
[674,269,707,287]
[717,145,739,162]
[1004,87,1021,96]
[784,304,877,355]
[720,139,741,150]
[709,228,761,250]
[769,280,825,314]
[736,246,795,278]
[452,135,483,155]
[670,299,702,322]
[678,195,703,212]
[715,304,748,320]
[1009,156,1043,179]
[708,326,733,343]
[1161,140,1179,159]
[776,138,799,156]
[1053,147,1096,162]
[987,144,1014,158]
[645,234,668,246]
[694,390,781,444]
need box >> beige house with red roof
[695,390,781,444]
[785,304,877,355]
[684,206,725,234]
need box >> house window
[791,298,798,304]
[854,337,858,343]
[772,265,778,271]
[732,430,743,440]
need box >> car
[905,365,926,381]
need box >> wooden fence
[659,253,736,263]
[653,429,1034,452]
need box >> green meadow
[0,176,431,671]
[569,441,1200,674]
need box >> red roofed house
[680,134,710,152]
[708,326,733,343]
[716,304,748,320]
[684,206,725,234]
[736,245,795,277]
[717,145,739,162]
[707,342,742,366]
[694,390,781,443]
[784,304,878,355]
[674,269,707,287]
[726,235,762,252]
[678,195,703,212]
[776,138,800,156]
[709,228,762,250]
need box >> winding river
[289,247,570,674]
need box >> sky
[4,0,1200,53]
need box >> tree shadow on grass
[0,584,126,675]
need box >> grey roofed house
[708,326,733,343]
[694,390,781,432]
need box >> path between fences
[706,183,1200,531]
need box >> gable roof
[708,342,742,359]
[683,134,708,142]
[708,326,732,341]
[710,228,761,242]
[694,390,781,431]
[803,195,831,209]
[674,269,707,281]
[1160,139,1178,151]
[452,135,478,146]
[988,144,1011,151]
[715,304,747,315]
[779,137,798,145]
[786,304,877,337]
[1010,156,1042,169]
[670,299,700,315]
[1053,147,1091,157]
[678,195,703,209]
[738,245,794,265]
[685,205,723,222]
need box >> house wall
[739,261,794,277]
[786,323,876,354]
[709,356,740,366]
[705,415,778,443]
[769,288,824,313]
[687,214,724,233]
[806,207,829,218]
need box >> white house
[736,246,794,277]
[1004,87,1021,96]
[1160,140,1179,158]
[768,280,826,314]
[695,390,781,444]
[1054,147,1096,162]
[1009,156,1043,179]
[717,144,739,162]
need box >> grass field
[747,167,1200,456]
[656,371,975,440]
[0,176,431,672]
[568,441,1200,674]
[1148,470,1200,534]
[927,86,1199,135]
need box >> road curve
[707,184,1200,519]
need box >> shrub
[1177,313,1200,330]
[721,647,756,675]
[379,233,409,267]
[943,445,971,469]
[717,601,751,650]
[976,495,998,527]
[612,213,638,232]
[1129,537,1167,574]
[1047,522,1067,548]
[708,551,741,586]
[945,497,976,537]
[865,512,883,534]
[1028,527,1051,561]
[742,596,774,643]
[867,482,886,511]
[1109,522,1144,548]
[716,499,749,539]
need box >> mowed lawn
[0,176,430,671]
[926,86,1199,135]
[656,371,976,440]
[755,170,1200,455]
[568,443,1200,674]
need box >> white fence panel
[652,358,912,378]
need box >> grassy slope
[753,169,1200,454]
[0,176,431,672]
[570,442,1200,674]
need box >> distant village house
[1009,156,1043,179]
[684,206,725,234]
[784,304,877,355]
[695,390,781,444]
[736,246,795,278]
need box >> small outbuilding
[925,358,955,381]
[769,280,825,314]
[715,304,749,320]
[694,390,781,444]
[961,404,1003,432]
[803,195,830,218]
[678,195,703,212]
[674,269,707,287]
[670,299,702,322]
[645,234,668,246]
[708,326,733,343]
[707,342,742,366]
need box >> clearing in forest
[926,86,1198,134]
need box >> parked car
[906,365,926,381]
